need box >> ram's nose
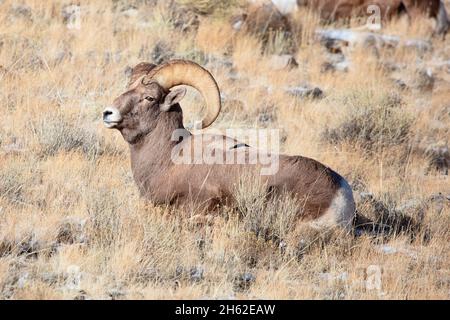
[103,110,113,119]
[102,107,122,128]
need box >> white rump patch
[311,177,356,231]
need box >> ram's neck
[129,106,189,192]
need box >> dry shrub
[0,159,38,204]
[0,164,26,204]
[322,91,413,151]
[132,215,196,284]
[263,30,296,55]
[0,0,448,300]
[86,188,122,248]
[0,235,41,259]
[31,114,120,159]
[205,213,280,284]
[55,218,87,246]
[233,175,299,244]
[175,0,243,16]
[357,193,424,239]
[424,142,449,175]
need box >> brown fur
[127,62,156,88]
[242,2,292,34]
[105,63,347,221]
[231,1,293,50]
[298,0,448,34]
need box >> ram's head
[103,60,221,143]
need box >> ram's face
[103,82,186,144]
[103,82,163,143]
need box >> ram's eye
[145,96,155,102]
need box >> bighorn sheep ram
[103,60,355,229]
[298,0,449,35]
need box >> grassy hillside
[0,0,448,299]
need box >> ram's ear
[160,87,187,112]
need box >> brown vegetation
[0,0,448,299]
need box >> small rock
[61,4,81,29]
[279,240,287,254]
[321,53,350,73]
[121,6,139,18]
[285,86,324,99]
[231,16,244,31]
[428,193,450,214]
[316,29,431,55]
[227,71,242,82]
[74,290,89,300]
[108,288,126,300]
[393,79,408,90]
[258,110,275,125]
[425,143,449,175]
[375,245,418,259]
[378,245,397,254]
[17,272,29,289]
[56,217,87,246]
[356,192,374,202]
[195,237,205,251]
[18,236,39,258]
[396,199,425,215]
[65,265,82,290]
[41,272,60,285]
[234,272,255,291]
[379,61,405,72]
[10,4,32,20]
[2,142,25,155]
[404,39,432,54]
[391,67,435,92]
[416,68,435,91]
[133,267,160,283]
[189,266,204,282]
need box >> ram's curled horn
[142,60,221,129]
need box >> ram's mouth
[103,120,120,128]
[103,107,122,128]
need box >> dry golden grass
[0,0,449,299]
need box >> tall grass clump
[86,188,122,248]
[322,90,413,151]
[0,159,37,204]
[233,175,299,244]
[175,0,243,16]
[31,115,119,159]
